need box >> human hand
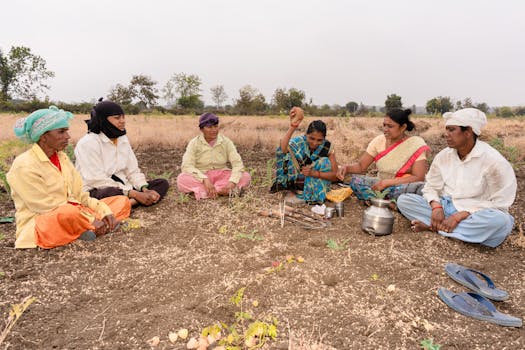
[290,107,304,127]
[430,207,445,232]
[301,165,314,177]
[437,215,460,233]
[102,214,119,232]
[92,219,108,236]
[203,178,217,198]
[226,181,236,191]
[336,165,347,181]
[371,180,390,191]
[143,188,161,203]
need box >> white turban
[443,108,487,135]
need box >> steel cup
[334,202,344,217]
[325,207,335,219]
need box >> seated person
[7,106,131,249]
[337,108,430,201]
[397,108,517,248]
[177,113,251,199]
[271,107,339,203]
[74,99,169,207]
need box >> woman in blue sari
[270,107,338,203]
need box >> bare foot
[411,220,431,232]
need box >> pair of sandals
[438,263,522,327]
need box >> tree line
[1,46,525,117]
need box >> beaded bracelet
[431,205,443,210]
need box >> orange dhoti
[35,196,131,249]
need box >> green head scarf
[14,106,74,143]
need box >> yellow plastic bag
[326,187,353,203]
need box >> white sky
[2,0,524,107]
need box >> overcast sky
[2,0,524,107]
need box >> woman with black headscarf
[74,99,169,206]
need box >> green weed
[264,158,276,186]
[246,167,259,185]
[370,273,380,281]
[235,229,263,241]
[147,170,173,180]
[326,238,350,251]
[0,171,8,194]
[176,192,191,204]
[365,188,390,199]
[489,138,523,168]
[0,233,5,241]
[199,287,278,349]
[0,140,27,193]
[420,338,441,350]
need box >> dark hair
[386,108,415,131]
[459,126,478,141]
[306,120,327,137]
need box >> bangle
[140,184,149,191]
[432,205,443,211]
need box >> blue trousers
[397,194,514,248]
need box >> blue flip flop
[438,288,522,327]
[445,263,509,301]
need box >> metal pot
[361,198,394,236]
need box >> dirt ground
[0,144,524,350]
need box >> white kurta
[422,140,516,213]
[74,133,148,192]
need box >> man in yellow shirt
[7,106,131,249]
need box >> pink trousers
[177,169,251,200]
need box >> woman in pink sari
[337,108,430,201]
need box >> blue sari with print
[274,135,332,203]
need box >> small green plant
[0,170,9,194]
[265,255,304,274]
[147,170,173,180]
[420,338,441,350]
[235,229,263,241]
[198,287,278,349]
[0,233,5,241]
[0,272,5,279]
[176,192,190,204]
[326,238,350,251]
[263,158,276,187]
[366,188,390,199]
[0,296,37,345]
[489,138,523,168]
[246,167,259,186]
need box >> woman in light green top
[176,113,251,199]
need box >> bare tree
[210,85,228,109]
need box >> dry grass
[0,113,524,163]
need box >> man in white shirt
[397,108,517,248]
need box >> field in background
[0,113,524,166]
